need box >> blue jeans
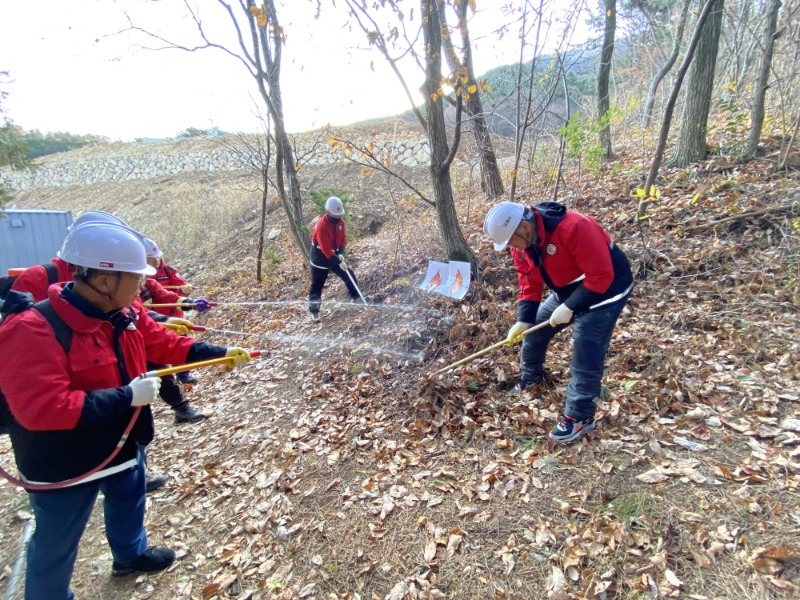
[25,453,149,600]
[521,293,629,420]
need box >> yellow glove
[162,322,190,335]
[506,321,532,345]
[223,347,251,371]
[167,317,193,327]
[180,284,194,295]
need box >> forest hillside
[0,120,798,599]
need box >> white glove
[128,376,162,407]
[333,254,343,265]
[506,321,532,344]
[224,347,251,370]
[549,303,574,326]
[179,284,194,295]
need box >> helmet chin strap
[80,272,122,310]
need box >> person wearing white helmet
[308,196,362,322]
[0,222,253,598]
[139,238,207,424]
[483,200,633,443]
[69,209,129,230]
[147,237,195,310]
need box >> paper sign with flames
[419,260,471,299]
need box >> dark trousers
[26,453,148,599]
[146,362,188,412]
[521,292,630,420]
[308,264,360,313]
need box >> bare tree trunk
[554,54,569,202]
[255,126,273,283]
[510,0,546,201]
[255,0,310,262]
[741,0,782,161]
[597,0,616,159]
[421,0,475,265]
[640,0,721,219]
[643,0,691,128]
[670,0,725,168]
[438,1,504,199]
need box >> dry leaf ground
[1,134,799,600]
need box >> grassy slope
[0,134,799,600]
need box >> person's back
[10,257,72,302]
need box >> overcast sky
[0,1,591,141]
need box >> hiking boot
[549,415,596,443]
[310,312,321,323]
[145,473,167,493]
[177,372,198,385]
[174,406,206,424]
[112,546,176,577]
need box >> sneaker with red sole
[549,415,595,443]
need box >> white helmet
[58,222,156,275]
[143,238,163,258]
[483,202,525,251]
[325,196,345,216]
[70,210,128,230]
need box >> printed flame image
[450,268,463,294]
[428,269,443,289]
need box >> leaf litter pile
[1,151,799,600]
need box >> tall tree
[123,0,311,262]
[670,0,725,167]
[642,0,692,128]
[421,0,474,264]
[597,0,616,158]
[741,0,782,161]
[438,0,504,199]
[640,0,721,219]
[343,0,475,265]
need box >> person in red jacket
[140,238,207,424]
[484,201,634,443]
[150,251,193,314]
[141,237,210,386]
[308,196,361,323]
[0,222,252,599]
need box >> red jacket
[10,257,73,302]
[312,215,347,259]
[140,278,185,318]
[0,283,196,483]
[310,215,347,269]
[510,203,633,322]
[154,260,188,288]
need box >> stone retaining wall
[1,128,433,191]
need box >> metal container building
[0,209,73,275]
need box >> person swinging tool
[0,222,253,599]
[483,201,634,443]
[308,196,363,323]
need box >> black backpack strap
[43,262,59,286]
[32,300,73,354]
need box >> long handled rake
[341,259,369,306]
[419,321,552,395]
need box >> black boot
[112,547,176,577]
[174,405,206,424]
